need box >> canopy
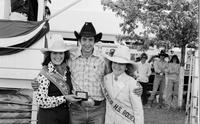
[0,20,49,55]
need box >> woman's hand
[31,78,39,91]
[133,87,143,96]
[64,94,82,103]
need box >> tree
[101,0,198,107]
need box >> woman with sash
[35,34,81,124]
[103,45,144,124]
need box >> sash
[101,82,135,123]
[40,69,70,95]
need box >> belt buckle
[81,98,95,107]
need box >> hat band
[112,54,130,62]
[80,32,96,37]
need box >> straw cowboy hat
[104,45,137,68]
[74,22,102,42]
[41,34,72,53]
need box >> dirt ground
[144,106,186,124]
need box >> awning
[0,20,49,55]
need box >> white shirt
[135,61,151,83]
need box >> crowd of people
[135,50,180,110]
[31,21,180,124]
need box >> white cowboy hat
[41,34,73,53]
[104,45,137,66]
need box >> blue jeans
[149,75,165,105]
[69,101,106,124]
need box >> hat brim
[40,46,73,54]
[159,53,167,57]
[74,31,102,42]
[104,54,137,68]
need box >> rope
[0,66,40,71]
[0,46,42,51]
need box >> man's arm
[31,66,48,90]
[31,78,39,91]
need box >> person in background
[35,35,81,124]
[163,54,170,100]
[103,45,144,124]
[147,50,168,108]
[135,53,151,105]
[165,55,180,109]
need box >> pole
[47,0,82,21]
[185,54,193,124]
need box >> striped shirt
[68,48,106,101]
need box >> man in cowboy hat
[147,50,168,108]
[68,22,107,124]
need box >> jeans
[165,79,179,108]
[37,104,69,124]
[148,75,165,106]
[69,101,106,124]
[139,82,149,105]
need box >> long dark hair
[42,51,70,66]
[169,55,180,64]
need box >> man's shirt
[135,61,151,83]
[154,59,168,74]
[68,48,106,101]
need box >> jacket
[103,72,144,124]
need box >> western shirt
[68,48,106,101]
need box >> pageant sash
[40,69,70,95]
[101,83,135,123]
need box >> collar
[47,62,56,73]
[140,61,146,64]
[112,72,126,81]
[159,59,166,63]
[112,72,126,90]
[71,47,101,60]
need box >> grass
[144,105,186,124]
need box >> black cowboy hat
[74,22,102,42]
[140,53,148,59]
[158,50,167,57]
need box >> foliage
[101,0,198,49]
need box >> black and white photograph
[0,0,199,124]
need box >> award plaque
[75,91,88,100]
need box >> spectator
[147,50,168,108]
[135,53,151,105]
[165,55,180,109]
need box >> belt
[77,100,104,106]
[155,72,165,76]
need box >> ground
[144,106,186,124]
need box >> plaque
[75,91,88,100]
